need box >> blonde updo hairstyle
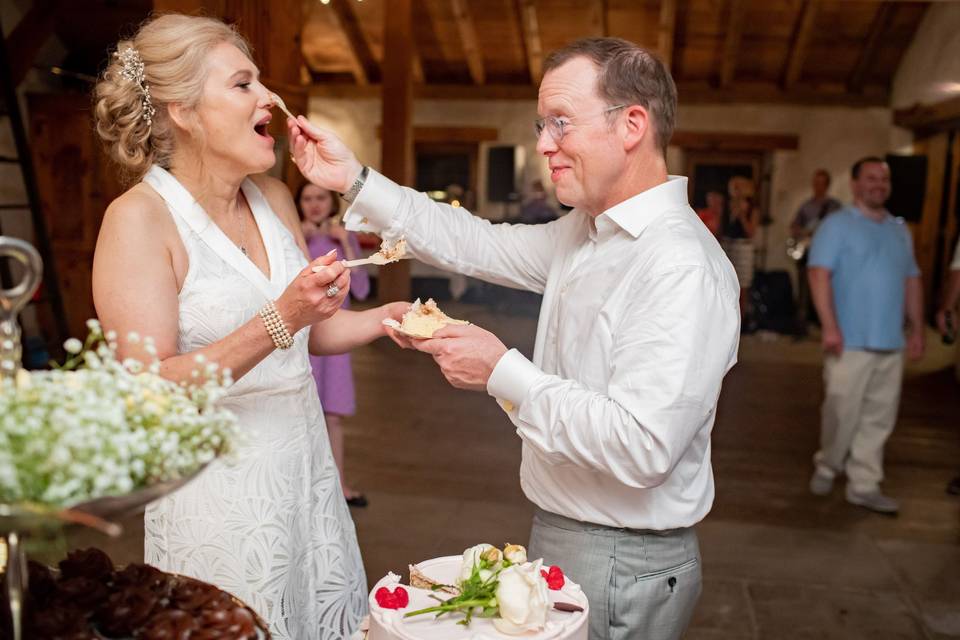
[94,14,253,183]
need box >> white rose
[459,543,494,584]
[492,559,549,635]
[503,544,527,565]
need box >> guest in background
[518,179,559,224]
[696,190,724,238]
[790,169,842,337]
[935,232,960,495]
[297,183,371,507]
[806,156,924,515]
[723,184,758,326]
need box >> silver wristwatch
[340,165,369,203]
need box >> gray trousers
[528,508,701,640]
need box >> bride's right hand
[275,250,350,332]
[288,116,363,195]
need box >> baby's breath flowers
[0,320,237,507]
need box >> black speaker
[487,146,516,202]
[885,154,927,223]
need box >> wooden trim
[657,0,677,69]
[671,131,799,152]
[515,0,543,84]
[894,95,960,136]
[719,0,746,88]
[329,0,378,85]
[376,126,499,144]
[782,0,819,89]
[451,0,485,85]
[848,1,897,93]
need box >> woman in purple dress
[297,183,371,506]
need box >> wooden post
[378,0,414,302]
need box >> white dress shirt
[346,170,740,530]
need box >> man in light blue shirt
[807,156,925,514]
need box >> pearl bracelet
[259,301,294,350]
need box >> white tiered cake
[367,553,589,640]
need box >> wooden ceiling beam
[894,95,960,137]
[719,0,746,88]
[515,0,544,84]
[848,1,897,93]
[329,0,378,86]
[680,80,888,106]
[308,80,889,106]
[782,0,819,89]
[451,0,485,85]
[657,0,677,70]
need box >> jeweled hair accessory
[114,46,156,126]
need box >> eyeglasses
[533,104,626,142]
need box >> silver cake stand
[0,236,211,640]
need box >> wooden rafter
[782,0,820,89]
[451,0,485,85]
[657,0,677,69]
[329,0,378,86]
[719,0,746,88]
[848,1,897,93]
[515,0,543,84]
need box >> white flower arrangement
[0,320,238,508]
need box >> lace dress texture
[141,165,367,639]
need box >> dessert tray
[3,548,269,639]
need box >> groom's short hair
[543,38,677,156]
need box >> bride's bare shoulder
[104,182,167,222]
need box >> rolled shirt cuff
[343,169,401,233]
[487,348,543,410]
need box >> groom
[289,37,739,640]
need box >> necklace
[236,208,248,256]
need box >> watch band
[341,165,370,204]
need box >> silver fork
[269,91,297,122]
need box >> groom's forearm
[307,307,388,355]
[346,169,555,294]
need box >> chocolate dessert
[1,549,266,639]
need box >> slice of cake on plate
[383,298,469,339]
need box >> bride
[92,13,403,639]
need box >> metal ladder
[0,12,70,360]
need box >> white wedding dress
[141,166,367,640]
